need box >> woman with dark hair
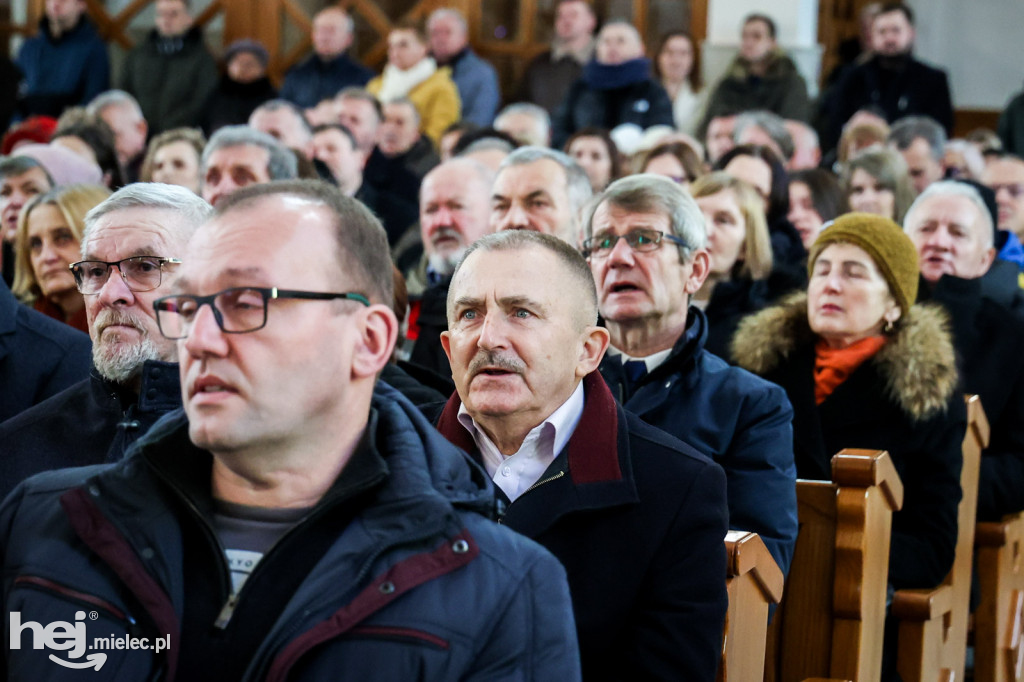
[564,127,620,193]
[788,168,848,249]
[51,120,125,190]
[733,213,964,679]
[716,143,804,269]
[654,31,705,134]
[633,140,705,187]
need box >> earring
[884,319,894,334]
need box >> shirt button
[502,467,511,477]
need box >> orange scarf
[814,336,886,405]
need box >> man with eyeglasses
[982,155,1024,242]
[586,174,798,579]
[0,180,580,679]
[0,183,211,499]
[434,229,727,680]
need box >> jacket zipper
[498,470,565,522]
[14,575,137,627]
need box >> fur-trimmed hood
[732,292,958,421]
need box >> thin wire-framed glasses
[70,256,182,295]
[153,286,371,339]
[582,229,688,258]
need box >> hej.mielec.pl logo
[10,610,170,671]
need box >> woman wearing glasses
[12,183,111,332]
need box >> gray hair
[0,155,52,183]
[734,110,794,160]
[584,174,707,260]
[495,102,551,143]
[82,182,213,255]
[903,180,995,249]
[461,137,515,156]
[250,98,313,138]
[499,145,593,226]
[598,19,642,45]
[450,230,599,327]
[86,90,144,120]
[427,8,468,33]
[201,125,298,181]
[384,97,421,126]
[889,115,947,162]
[315,6,354,34]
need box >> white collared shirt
[606,345,673,374]
[457,382,585,502]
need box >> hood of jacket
[726,48,800,82]
[732,292,957,420]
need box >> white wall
[910,0,1023,110]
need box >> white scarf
[376,57,437,103]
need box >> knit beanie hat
[807,212,919,315]
[224,39,270,70]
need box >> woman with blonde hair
[139,127,206,193]
[842,146,916,223]
[691,171,800,359]
[12,183,111,332]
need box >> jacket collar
[436,371,623,486]
[0,278,18,336]
[732,292,958,420]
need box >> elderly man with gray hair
[588,173,798,579]
[889,115,948,194]
[200,124,298,206]
[427,7,500,126]
[494,102,551,147]
[0,183,212,498]
[490,146,592,245]
[904,180,1024,521]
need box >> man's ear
[684,249,711,295]
[351,305,398,379]
[576,325,610,378]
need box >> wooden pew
[892,395,988,682]
[764,449,904,682]
[975,511,1024,682]
[720,530,784,682]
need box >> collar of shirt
[606,345,673,373]
[456,381,585,502]
[552,38,594,65]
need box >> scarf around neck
[377,57,437,103]
[814,335,886,405]
[583,57,652,90]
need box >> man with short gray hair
[905,180,1024,522]
[201,125,298,206]
[0,183,212,498]
[490,146,592,245]
[889,115,947,193]
[87,90,150,179]
[494,102,551,148]
[733,109,794,162]
[588,174,798,579]
[280,6,373,109]
[427,8,499,126]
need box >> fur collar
[732,292,958,420]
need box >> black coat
[921,268,1024,520]
[832,54,954,139]
[734,294,965,590]
[203,74,278,135]
[435,372,728,681]
[0,278,91,424]
[0,360,181,499]
[702,268,805,361]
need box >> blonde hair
[13,183,112,304]
[690,171,773,280]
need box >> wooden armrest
[891,585,954,621]
[831,449,904,511]
[725,530,784,604]
[976,511,1024,547]
[965,394,991,449]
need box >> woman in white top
[655,31,706,135]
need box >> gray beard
[92,334,163,383]
[428,250,464,277]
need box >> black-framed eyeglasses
[581,229,688,258]
[70,256,182,295]
[153,287,371,340]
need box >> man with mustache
[405,157,494,377]
[435,229,729,679]
[586,174,798,579]
[0,183,211,498]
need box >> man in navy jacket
[437,229,728,680]
[586,174,798,578]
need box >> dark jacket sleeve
[624,460,728,681]
[888,395,966,590]
[720,380,798,577]
[82,39,111,104]
[776,70,811,122]
[977,362,1024,520]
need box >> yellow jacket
[368,68,461,146]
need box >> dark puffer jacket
[0,383,581,681]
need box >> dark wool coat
[0,278,91,423]
[0,361,181,500]
[699,50,811,135]
[436,372,729,682]
[0,383,581,680]
[733,293,965,590]
[921,270,1024,521]
[279,53,373,109]
[16,16,110,117]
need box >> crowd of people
[2,0,1024,678]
